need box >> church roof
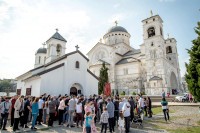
[107,26,128,34]
[47,31,67,42]
[123,49,141,57]
[36,48,47,54]
[116,57,139,65]
[149,76,163,81]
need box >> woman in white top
[118,111,125,133]
[76,99,83,127]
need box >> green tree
[0,79,12,92]
[185,21,200,101]
[98,62,109,94]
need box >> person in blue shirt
[85,112,95,133]
[31,97,39,130]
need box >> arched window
[147,27,155,38]
[166,46,172,54]
[39,56,41,64]
[75,61,79,68]
[56,44,62,56]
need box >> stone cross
[114,20,118,26]
[150,10,153,17]
[56,28,59,32]
[42,42,46,48]
[75,45,79,51]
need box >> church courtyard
[1,105,199,133]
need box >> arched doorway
[70,87,77,96]
[69,83,83,96]
[170,72,178,94]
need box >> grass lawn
[152,107,175,115]
[168,126,200,133]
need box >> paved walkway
[1,121,167,133]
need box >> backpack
[4,102,9,114]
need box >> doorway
[70,87,77,96]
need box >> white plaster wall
[40,67,64,96]
[24,78,41,96]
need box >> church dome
[36,48,47,54]
[107,26,128,34]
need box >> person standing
[100,107,109,133]
[143,97,147,117]
[37,96,44,125]
[0,97,11,130]
[162,89,165,99]
[10,95,17,127]
[113,96,119,126]
[147,97,152,118]
[58,96,66,125]
[24,96,32,128]
[68,95,76,128]
[122,98,130,133]
[118,111,125,133]
[84,112,95,133]
[161,98,169,122]
[31,97,39,130]
[48,97,56,127]
[129,96,135,122]
[76,99,83,127]
[106,98,115,133]
[13,95,24,131]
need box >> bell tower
[45,29,67,64]
[142,13,167,95]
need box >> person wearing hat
[0,97,11,130]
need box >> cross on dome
[56,28,59,32]
[114,20,118,26]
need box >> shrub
[121,91,125,95]
[132,92,136,95]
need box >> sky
[0,0,199,79]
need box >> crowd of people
[0,93,170,133]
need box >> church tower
[45,29,67,64]
[142,13,167,95]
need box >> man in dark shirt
[113,96,119,126]
[23,96,31,128]
[129,96,135,122]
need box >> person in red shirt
[10,95,18,127]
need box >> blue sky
[0,0,199,79]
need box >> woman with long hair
[161,98,169,122]
[31,97,39,130]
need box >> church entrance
[69,83,83,96]
[70,87,77,96]
[170,72,178,95]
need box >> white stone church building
[16,31,98,96]
[87,14,182,95]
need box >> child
[118,111,125,133]
[100,107,109,133]
[84,112,94,133]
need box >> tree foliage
[98,63,109,95]
[185,21,200,101]
[0,79,12,92]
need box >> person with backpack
[0,97,11,130]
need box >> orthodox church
[87,14,182,95]
[16,30,98,96]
